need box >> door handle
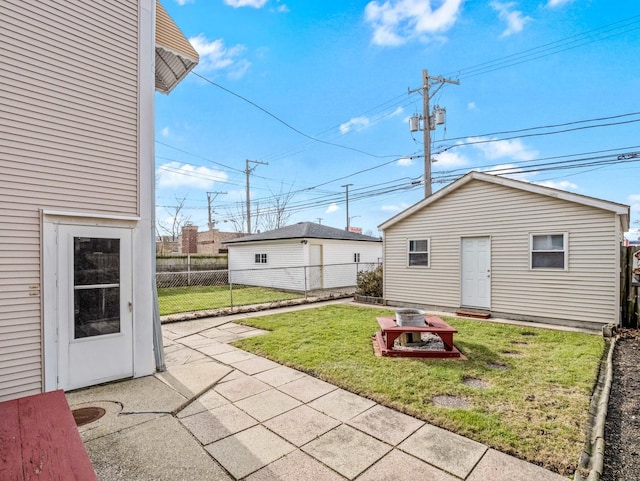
[128,302,133,312]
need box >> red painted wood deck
[0,390,97,480]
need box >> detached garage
[379,171,629,330]
[225,222,382,292]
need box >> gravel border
[574,332,617,481]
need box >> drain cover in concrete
[73,406,106,426]
[432,395,469,409]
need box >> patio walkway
[67,300,568,481]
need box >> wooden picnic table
[374,315,464,359]
[0,389,97,480]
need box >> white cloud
[340,116,370,134]
[364,0,464,47]
[490,1,531,37]
[467,101,478,111]
[224,0,268,7]
[535,180,578,191]
[628,194,640,213]
[468,137,538,161]
[189,35,251,77]
[156,162,229,189]
[161,126,170,137]
[175,0,194,5]
[390,106,404,117]
[546,0,574,7]
[432,150,468,167]
[397,157,414,166]
[326,203,340,214]
[482,163,533,182]
[381,202,410,212]
[275,1,290,12]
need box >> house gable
[381,175,628,328]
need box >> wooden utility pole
[206,191,227,230]
[342,184,353,231]
[409,69,459,197]
[246,159,268,233]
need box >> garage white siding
[229,241,307,291]
[0,0,139,401]
[228,238,383,292]
[382,176,626,328]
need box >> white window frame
[254,253,268,264]
[407,238,430,268]
[353,253,361,263]
[529,233,568,270]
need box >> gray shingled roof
[224,222,381,244]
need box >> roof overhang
[155,0,199,94]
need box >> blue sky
[155,0,640,238]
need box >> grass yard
[233,304,604,476]
[157,285,303,316]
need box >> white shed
[225,222,382,292]
[379,172,629,330]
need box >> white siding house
[379,172,629,330]
[0,0,197,401]
[226,223,383,292]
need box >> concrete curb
[574,333,617,481]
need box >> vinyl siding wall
[383,179,620,326]
[229,241,307,291]
[228,239,383,291]
[0,0,140,401]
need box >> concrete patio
[66,301,569,480]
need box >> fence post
[229,269,234,308]
[187,253,191,286]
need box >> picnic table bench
[374,315,464,359]
[0,389,97,480]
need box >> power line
[191,71,404,160]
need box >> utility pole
[246,159,268,234]
[206,191,227,230]
[408,69,459,197]
[341,184,353,231]
[316,218,322,225]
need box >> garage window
[531,233,567,269]
[255,253,268,264]
[408,239,429,267]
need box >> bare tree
[222,203,246,233]
[258,184,295,232]
[156,195,191,241]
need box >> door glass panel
[74,237,121,339]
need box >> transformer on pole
[408,69,459,197]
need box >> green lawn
[157,285,303,316]
[233,304,603,476]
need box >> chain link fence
[157,262,381,317]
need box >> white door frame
[42,214,138,392]
[460,236,491,309]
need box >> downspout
[149,0,165,372]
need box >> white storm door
[58,225,133,391]
[461,237,491,309]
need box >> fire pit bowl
[395,308,426,327]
